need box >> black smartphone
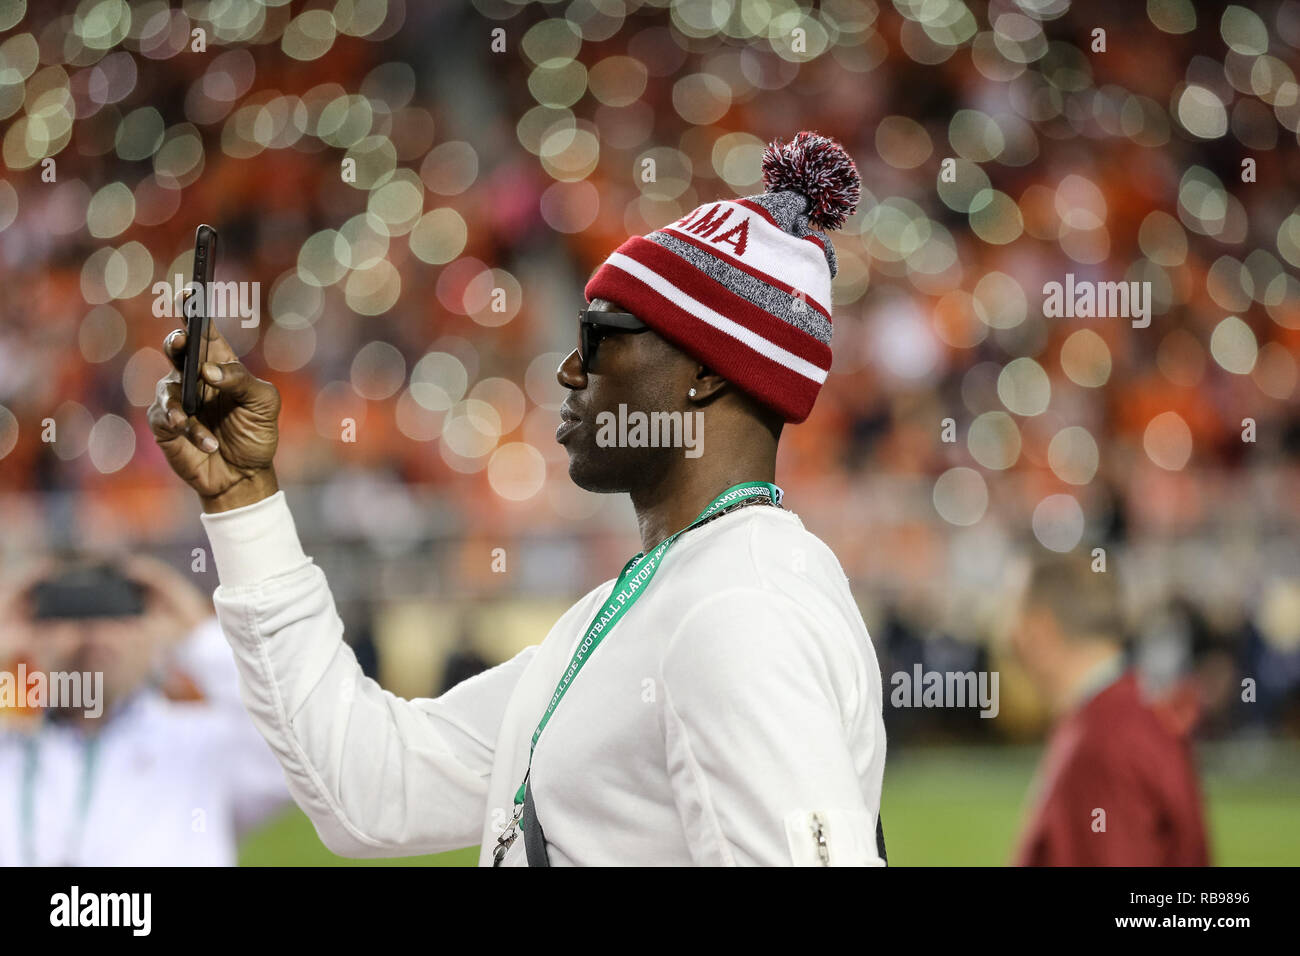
[31,564,146,621]
[181,224,218,417]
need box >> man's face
[555,298,695,493]
[1009,599,1062,691]
[32,616,156,717]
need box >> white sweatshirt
[199,490,887,866]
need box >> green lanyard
[495,480,782,859]
[21,729,101,867]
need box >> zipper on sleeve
[810,811,830,866]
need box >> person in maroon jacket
[1008,552,1210,866]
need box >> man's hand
[146,318,281,513]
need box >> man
[146,130,888,865]
[1009,551,1210,866]
[0,556,289,866]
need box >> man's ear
[687,366,728,403]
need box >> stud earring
[688,388,697,397]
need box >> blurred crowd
[1,0,1298,744]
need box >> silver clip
[491,830,516,866]
[491,804,525,867]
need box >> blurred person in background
[1008,550,1209,866]
[0,554,290,866]
[437,615,492,696]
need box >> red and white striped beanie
[583,130,860,424]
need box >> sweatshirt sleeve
[659,586,883,866]
[200,491,533,857]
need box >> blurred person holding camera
[0,555,290,866]
[1007,551,1210,866]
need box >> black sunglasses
[578,308,649,374]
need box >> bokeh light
[0,0,1295,765]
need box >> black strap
[521,778,550,867]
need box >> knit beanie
[583,130,860,424]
